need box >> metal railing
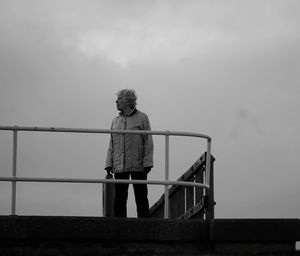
[149,152,215,220]
[0,125,212,219]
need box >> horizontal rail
[0,177,209,189]
[0,126,211,140]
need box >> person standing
[105,89,153,217]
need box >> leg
[114,172,130,217]
[131,171,150,218]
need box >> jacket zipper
[123,116,126,172]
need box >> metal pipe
[0,126,211,140]
[164,134,170,219]
[0,176,209,189]
[205,139,212,187]
[11,129,18,215]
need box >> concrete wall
[0,216,299,255]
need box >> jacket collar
[119,108,137,117]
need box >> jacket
[105,109,154,173]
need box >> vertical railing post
[205,138,215,220]
[164,134,170,218]
[205,139,211,186]
[11,127,18,215]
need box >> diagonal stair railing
[149,152,215,220]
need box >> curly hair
[116,89,137,109]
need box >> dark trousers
[114,171,150,218]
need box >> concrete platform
[0,216,299,255]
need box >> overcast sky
[0,0,299,218]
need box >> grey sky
[0,0,299,218]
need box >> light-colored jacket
[105,109,154,173]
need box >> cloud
[2,0,299,68]
[70,1,300,67]
[75,16,222,66]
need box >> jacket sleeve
[105,123,113,169]
[142,115,154,168]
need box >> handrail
[0,125,212,218]
[0,176,208,188]
[149,152,215,219]
[0,126,211,139]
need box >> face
[116,95,128,111]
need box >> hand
[144,167,152,174]
[105,167,113,176]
